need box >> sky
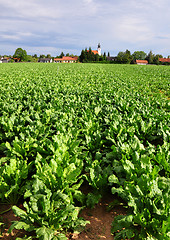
[0,0,170,57]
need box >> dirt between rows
[0,195,127,240]
[72,197,127,240]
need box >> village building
[106,56,117,62]
[135,60,148,65]
[0,57,20,63]
[54,56,78,63]
[87,43,101,56]
[38,58,53,63]
[13,58,20,62]
[159,58,170,64]
[0,57,11,63]
[1,58,8,63]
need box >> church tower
[97,43,101,56]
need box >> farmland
[0,63,169,239]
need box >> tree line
[0,48,78,62]
[1,47,170,64]
[116,49,167,64]
[79,48,170,65]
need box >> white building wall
[98,43,101,56]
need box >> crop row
[0,63,169,239]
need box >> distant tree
[117,49,132,64]
[95,54,99,62]
[152,54,163,65]
[157,54,163,58]
[46,54,51,58]
[117,51,124,63]
[146,50,154,64]
[66,53,70,56]
[108,52,110,57]
[79,47,102,62]
[132,51,147,60]
[125,49,132,63]
[26,55,38,62]
[79,48,89,62]
[84,49,88,62]
[27,55,33,62]
[40,54,46,58]
[13,48,27,61]
[88,47,95,62]
[59,52,65,58]
[99,55,104,61]
[79,50,85,62]
[32,54,38,58]
[103,52,106,60]
[153,55,160,65]
[92,52,96,62]
[168,55,170,58]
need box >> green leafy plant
[109,147,170,239]
[9,178,89,239]
[0,63,169,239]
[0,155,29,205]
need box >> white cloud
[1,34,20,40]
[84,0,93,3]
[0,0,170,56]
[0,0,63,20]
[115,15,153,42]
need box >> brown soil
[69,195,127,240]
[0,196,127,240]
[0,204,27,239]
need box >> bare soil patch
[0,195,127,240]
[70,195,127,240]
[0,204,27,239]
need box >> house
[2,58,8,63]
[13,58,20,62]
[0,57,20,63]
[0,57,12,63]
[159,58,170,64]
[54,56,78,63]
[87,43,101,56]
[106,56,117,62]
[135,60,148,65]
[38,58,53,63]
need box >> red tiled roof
[54,56,78,61]
[159,58,170,63]
[87,50,99,55]
[136,60,148,64]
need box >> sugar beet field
[0,63,169,240]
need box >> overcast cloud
[0,0,170,56]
